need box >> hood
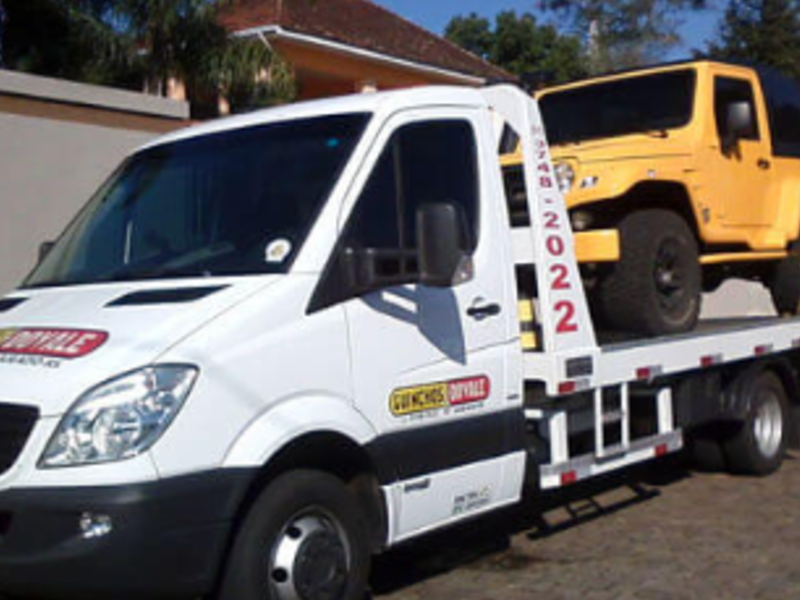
[550,132,692,165]
[0,277,280,416]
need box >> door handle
[758,158,771,170]
[467,302,502,320]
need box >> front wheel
[598,209,701,336]
[217,470,371,600]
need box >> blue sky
[375,1,725,59]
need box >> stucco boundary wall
[0,69,189,293]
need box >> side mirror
[417,203,474,288]
[723,101,754,152]
[38,241,55,264]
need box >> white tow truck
[0,86,797,600]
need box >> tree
[0,0,296,115]
[444,14,493,59]
[210,36,297,114]
[540,0,706,74]
[705,0,800,80]
[0,0,110,82]
[445,11,587,86]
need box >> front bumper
[0,469,255,600]
[574,229,620,263]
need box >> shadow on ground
[370,456,693,596]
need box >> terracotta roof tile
[218,0,514,82]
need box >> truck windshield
[540,70,696,146]
[24,114,370,288]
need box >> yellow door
[709,74,774,229]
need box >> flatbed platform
[600,317,784,350]
[524,316,800,396]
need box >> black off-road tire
[216,470,371,600]
[598,209,701,336]
[770,241,800,315]
[723,371,789,476]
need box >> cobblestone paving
[373,454,800,600]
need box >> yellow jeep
[503,60,800,336]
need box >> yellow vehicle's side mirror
[723,101,754,154]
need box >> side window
[311,120,480,311]
[399,122,479,251]
[715,77,760,142]
[760,69,800,158]
[346,120,479,255]
[344,138,403,256]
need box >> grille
[0,403,39,476]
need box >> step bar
[539,431,683,490]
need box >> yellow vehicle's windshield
[540,70,696,145]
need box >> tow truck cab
[0,87,532,600]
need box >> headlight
[554,162,576,194]
[571,210,594,231]
[40,365,198,468]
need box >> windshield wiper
[553,128,670,146]
[25,266,212,289]
[551,138,583,147]
[103,242,237,283]
[634,128,670,139]
[105,265,210,283]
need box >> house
[217,0,514,100]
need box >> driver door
[312,109,520,541]
[711,74,775,230]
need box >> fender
[222,395,379,468]
[775,174,800,243]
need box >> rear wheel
[217,470,371,600]
[686,427,727,472]
[598,209,701,336]
[723,370,789,476]
[770,241,800,315]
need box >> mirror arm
[342,246,417,296]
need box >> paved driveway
[373,454,800,600]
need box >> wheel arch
[223,395,378,468]
[211,409,390,597]
[238,431,389,550]
[222,397,389,553]
[578,180,702,243]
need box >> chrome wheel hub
[754,392,783,459]
[270,512,350,600]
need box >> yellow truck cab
[503,60,800,336]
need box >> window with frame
[311,120,480,310]
[759,68,800,158]
[715,77,760,142]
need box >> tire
[685,427,727,472]
[598,209,701,336]
[723,371,789,476]
[217,470,371,600]
[770,241,800,315]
